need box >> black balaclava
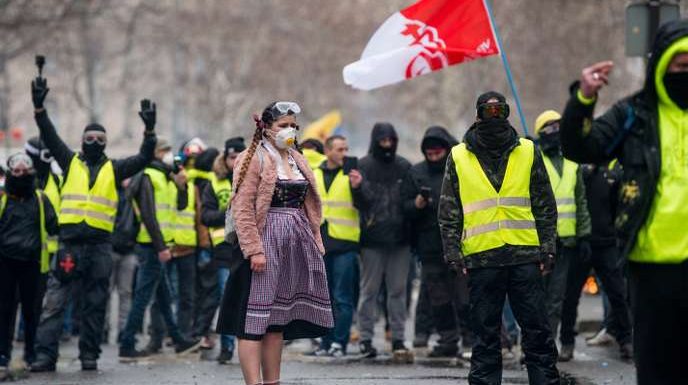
[664,71,688,109]
[421,126,457,174]
[6,174,35,197]
[539,131,562,156]
[82,123,107,163]
[369,122,398,163]
[473,91,517,157]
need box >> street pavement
[4,292,635,384]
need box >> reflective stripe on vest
[59,156,118,232]
[173,182,197,247]
[314,167,360,243]
[453,138,540,256]
[0,191,49,273]
[136,168,175,244]
[210,174,232,246]
[43,174,61,254]
[542,155,578,238]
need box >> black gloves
[31,77,50,110]
[138,99,156,132]
[579,238,593,260]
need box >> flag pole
[483,0,529,137]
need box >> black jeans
[35,242,112,363]
[0,258,42,363]
[193,249,219,338]
[630,260,688,385]
[543,243,575,338]
[468,263,559,385]
[150,253,196,341]
[560,244,631,346]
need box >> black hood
[195,148,220,172]
[643,19,688,103]
[368,122,398,162]
[421,125,458,173]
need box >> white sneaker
[586,328,614,346]
[328,343,345,358]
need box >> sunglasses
[478,102,510,120]
[83,133,107,145]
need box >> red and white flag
[343,0,500,90]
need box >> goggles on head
[539,121,560,136]
[8,153,35,176]
[478,102,510,120]
[83,131,107,145]
[266,101,301,122]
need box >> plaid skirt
[217,207,333,340]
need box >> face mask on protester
[539,132,562,155]
[269,127,298,150]
[664,71,688,109]
[162,151,175,166]
[6,174,35,197]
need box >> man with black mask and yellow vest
[534,110,592,341]
[560,19,688,385]
[119,138,200,361]
[30,75,156,372]
[439,92,560,385]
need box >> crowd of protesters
[1,18,687,385]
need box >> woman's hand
[250,253,267,273]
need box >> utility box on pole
[626,0,681,57]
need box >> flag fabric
[302,110,343,142]
[343,0,500,90]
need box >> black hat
[83,123,106,133]
[224,137,246,155]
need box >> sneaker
[29,359,56,372]
[143,339,163,355]
[413,334,429,348]
[304,347,330,357]
[328,342,345,358]
[392,340,414,363]
[119,348,149,363]
[81,359,98,371]
[359,340,377,359]
[200,336,215,350]
[217,349,233,365]
[558,344,574,362]
[175,338,202,355]
[428,344,459,358]
[586,328,613,346]
[619,342,633,361]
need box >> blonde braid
[234,117,263,192]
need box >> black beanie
[83,123,106,133]
[224,137,246,155]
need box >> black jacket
[582,163,621,248]
[35,110,156,244]
[560,20,688,259]
[357,124,412,248]
[111,187,138,254]
[0,191,58,262]
[200,175,233,266]
[401,126,458,261]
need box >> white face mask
[162,151,174,166]
[273,127,297,149]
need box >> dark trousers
[119,245,182,350]
[0,258,41,362]
[192,248,219,338]
[630,260,688,385]
[560,244,631,346]
[320,250,357,351]
[543,244,575,338]
[414,276,434,340]
[150,253,196,341]
[468,263,559,385]
[35,242,112,363]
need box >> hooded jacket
[357,123,412,247]
[401,126,458,260]
[200,154,234,267]
[438,122,558,269]
[561,20,688,263]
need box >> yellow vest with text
[43,174,61,254]
[453,138,540,256]
[136,168,175,244]
[209,174,232,246]
[542,155,578,238]
[59,156,118,233]
[173,181,197,247]
[314,168,360,243]
[0,191,49,273]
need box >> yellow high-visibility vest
[314,168,360,243]
[542,155,578,238]
[173,181,197,247]
[303,148,327,170]
[43,174,61,254]
[0,191,49,273]
[59,155,118,233]
[136,168,175,244]
[453,138,540,256]
[209,174,232,246]
[186,169,213,183]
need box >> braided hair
[233,102,279,191]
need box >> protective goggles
[274,101,301,115]
[7,153,35,176]
[478,102,510,120]
[539,121,560,136]
[83,132,107,145]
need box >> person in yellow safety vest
[534,110,592,342]
[0,153,58,375]
[30,71,157,373]
[301,138,327,170]
[200,137,245,364]
[560,20,688,385]
[439,92,560,384]
[119,138,200,361]
[306,135,362,358]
